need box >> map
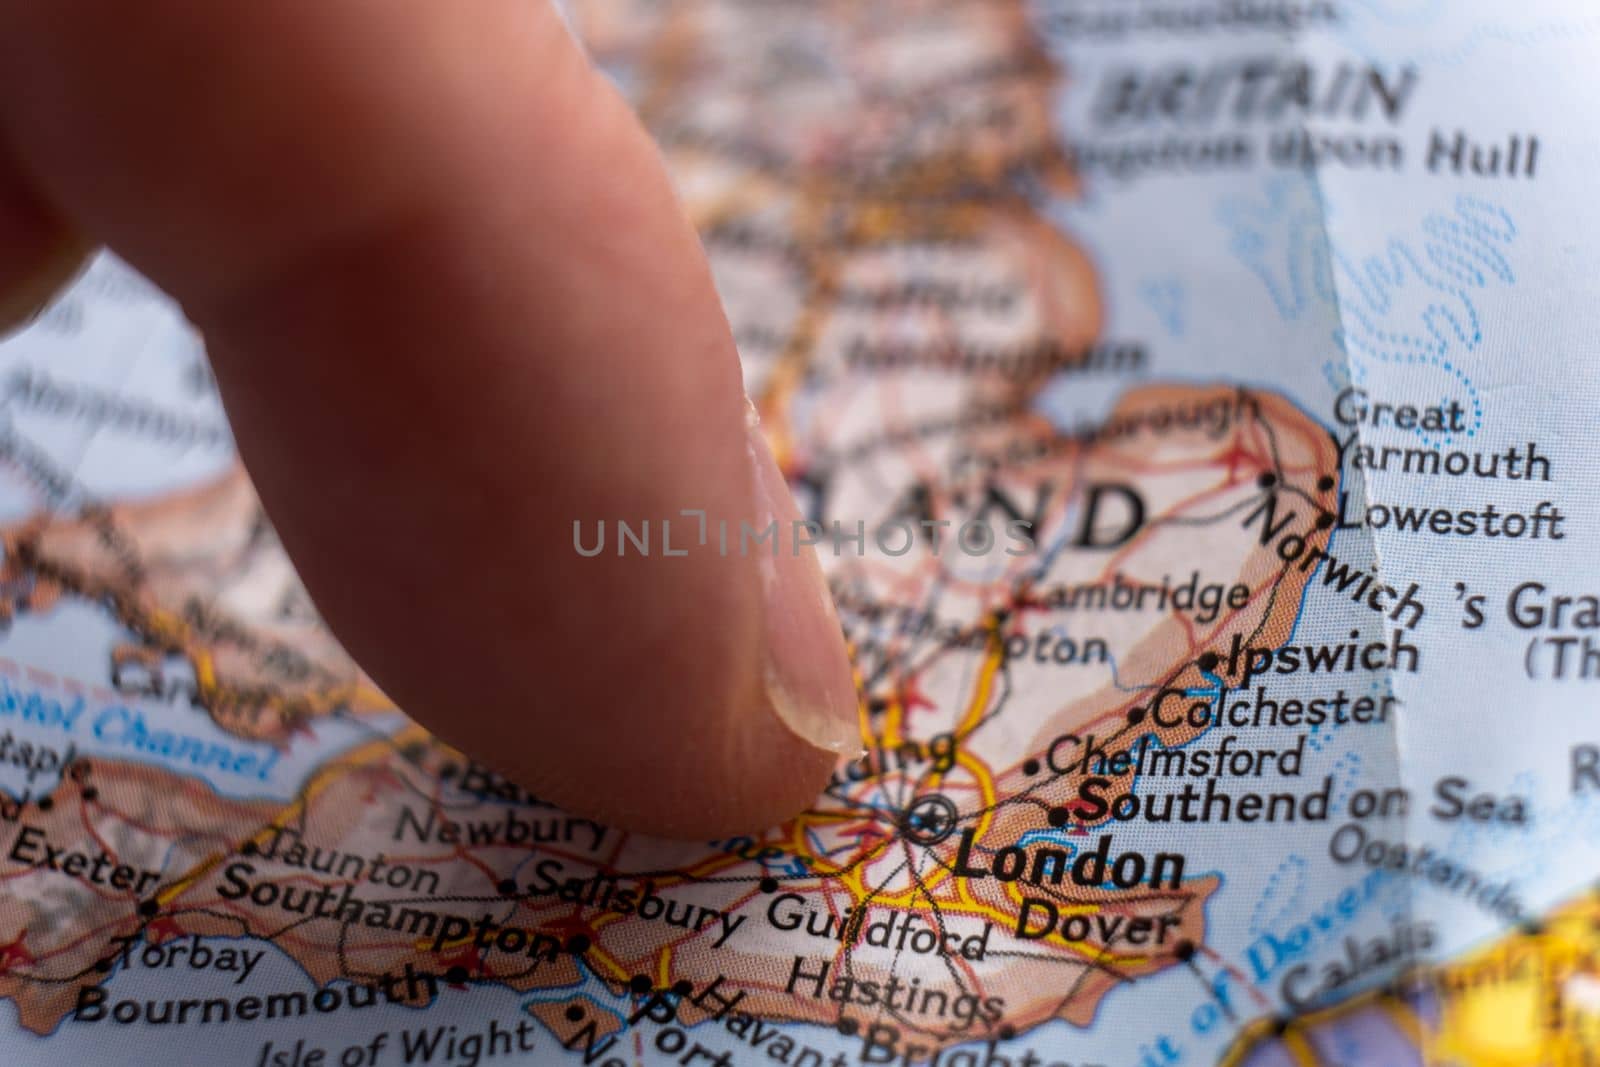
[5,1,1600,1064]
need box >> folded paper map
[2,1,1598,1064]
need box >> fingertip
[596,717,841,841]
[484,650,846,841]
[746,408,863,762]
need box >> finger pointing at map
[8,0,1600,1063]
[0,0,860,836]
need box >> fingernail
[745,400,862,757]
[0,232,93,338]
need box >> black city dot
[1173,940,1196,963]
[564,1004,585,1023]
[37,796,53,812]
[138,900,158,918]
[1197,652,1220,672]
[672,980,694,996]
[998,1024,1016,1041]
[95,958,113,974]
[1317,475,1336,491]
[566,935,591,955]
[1257,472,1277,489]
[497,879,517,897]
[1316,512,1335,529]
[1271,1016,1292,1037]
[837,1017,859,1037]
[241,841,258,856]
[629,975,652,995]
[1127,706,1146,726]
[1022,759,1041,776]
[868,698,889,716]
[1047,807,1070,828]
[81,787,98,802]
[760,877,780,894]
[445,966,469,984]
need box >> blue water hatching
[1218,182,1516,447]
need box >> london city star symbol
[900,793,960,847]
